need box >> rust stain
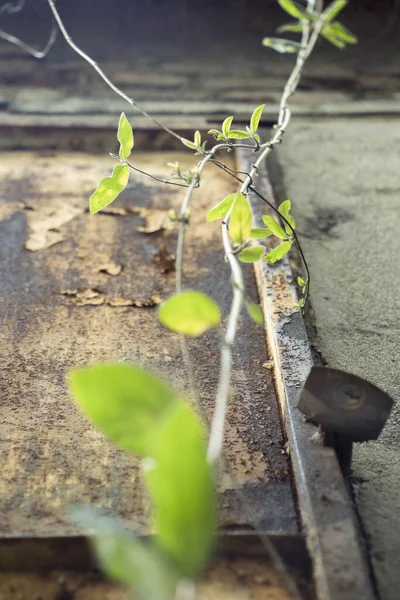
[60,288,163,308]
[0,150,296,539]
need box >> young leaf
[278,0,316,20]
[277,22,303,33]
[262,215,287,239]
[181,137,197,151]
[321,28,346,48]
[264,240,293,263]
[297,276,306,286]
[71,507,177,600]
[194,130,201,147]
[250,227,273,239]
[227,130,252,139]
[158,291,220,337]
[238,246,264,263]
[208,129,222,138]
[262,37,303,54]
[326,21,357,44]
[230,192,252,245]
[222,116,233,137]
[322,0,347,22]
[250,104,265,134]
[68,363,179,457]
[90,164,129,215]
[117,112,134,161]
[206,193,237,222]
[245,301,264,325]
[145,402,216,577]
[298,297,305,308]
[278,199,296,233]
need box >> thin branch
[0,21,57,58]
[0,0,24,15]
[46,0,183,142]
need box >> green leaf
[278,200,296,233]
[145,402,216,577]
[117,112,134,161]
[250,227,273,239]
[158,291,220,337]
[208,129,222,138]
[250,104,265,134]
[262,37,304,53]
[298,297,305,308]
[71,507,177,600]
[89,164,129,215]
[206,193,237,222]
[262,215,287,239]
[181,137,197,150]
[222,116,233,137]
[264,240,293,263]
[68,363,178,457]
[322,0,347,22]
[227,130,252,139]
[277,22,303,33]
[278,0,316,20]
[238,246,264,263]
[245,301,264,325]
[297,276,306,286]
[194,130,201,147]
[326,21,357,44]
[230,192,252,245]
[321,28,346,48]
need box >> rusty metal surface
[239,150,376,600]
[0,554,300,600]
[0,149,296,543]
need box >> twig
[0,22,57,58]
[0,0,24,14]
[46,0,183,142]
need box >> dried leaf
[152,245,176,274]
[25,201,83,251]
[134,208,175,234]
[98,262,123,276]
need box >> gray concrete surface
[278,118,400,600]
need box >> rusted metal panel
[240,149,375,600]
[0,150,296,544]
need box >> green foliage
[230,192,252,245]
[262,215,287,240]
[71,508,177,600]
[262,37,303,53]
[264,240,293,263]
[278,199,296,234]
[181,131,206,154]
[117,112,134,161]
[69,364,217,590]
[277,22,303,33]
[206,193,237,222]
[238,246,264,263]
[245,301,264,325]
[322,0,347,22]
[89,163,129,215]
[145,401,216,577]
[222,116,233,137]
[322,21,357,48]
[250,227,272,239]
[158,291,221,337]
[250,104,265,134]
[69,363,178,456]
[297,276,306,287]
[227,130,252,139]
[278,0,316,21]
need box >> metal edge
[238,148,376,600]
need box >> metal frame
[240,148,375,600]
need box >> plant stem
[46,0,183,142]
